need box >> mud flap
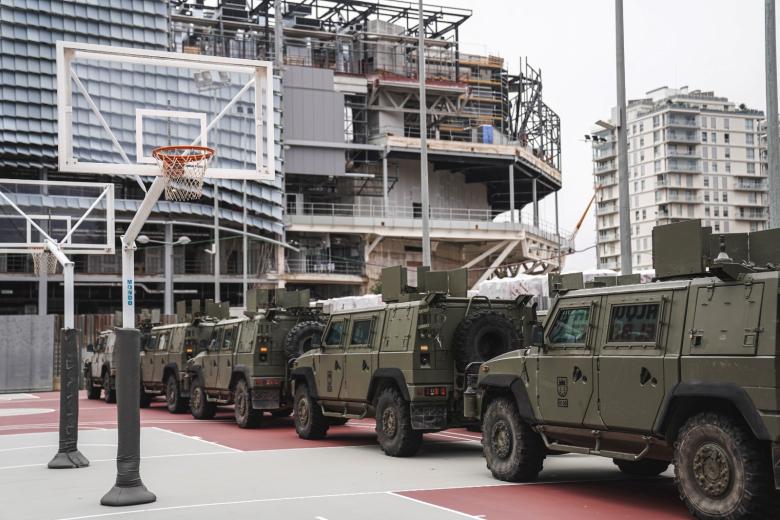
[773,443,780,490]
[410,403,447,430]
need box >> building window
[711,145,717,158]
[748,163,756,174]
[653,115,660,127]
[725,162,731,173]
[632,124,637,134]
[702,132,708,142]
[642,209,647,220]
[724,133,730,144]
[745,119,754,130]
[724,118,730,129]
[705,207,710,216]
[711,117,716,128]
[747,148,755,160]
[641,180,646,190]
[636,254,641,265]
[635,210,640,220]
[714,223,720,232]
[723,207,729,217]
[714,207,719,217]
[704,176,710,187]
[725,148,731,159]
[703,161,709,172]
[654,159,661,172]
[640,152,645,162]
[724,221,730,233]
[704,192,710,202]
[711,132,716,142]
[639,122,644,132]
[746,134,754,145]
[640,137,645,147]
[712,162,718,172]
[654,130,660,142]
[634,181,639,192]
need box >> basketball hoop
[152,145,215,202]
[31,247,59,275]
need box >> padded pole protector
[100,328,156,507]
[48,328,89,469]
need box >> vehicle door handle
[227,360,231,367]
[572,366,585,383]
[362,360,369,371]
[213,360,217,366]
[335,360,341,370]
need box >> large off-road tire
[294,384,329,439]
[284,321,325,360]
[614,458,669,477]
[86,373,101,400]
[165,374,187,414]
[189,378,217,420]
[102,371,116,404]
[674,412,774,520]
[452,310,520,372]
[375,387,422,457]
[235,379,263,428]
[482,397,545,482]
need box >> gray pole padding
[100,328,156,506]
[48,328,89,469]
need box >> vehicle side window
[97,337,106,351]
[169,329,182,353]
[238,321,256,353]
[222,325,236,350]
[324,320,345,347]
[157,333,168,352]
[608,303,660,343]
[350,319,373,346]
[548,307,590,345]
[208,329,222,351]
[147,334,159,351]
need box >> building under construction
[0,0,568,313]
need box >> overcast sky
[441,0,770,271]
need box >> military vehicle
[186,289,325,428]
[84,329,117,403]
[466,220,780,520]
[139,300,218,411]
[291,266,535,457]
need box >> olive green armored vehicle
[291,266,535,456]
[139,300,219,411]
[84,329,118,403]
[186,290,324,428]
[466,220,780,520]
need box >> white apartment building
[592,86,767,271]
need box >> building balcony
[665,161,700,173]
[593,143,617,160]
[596,203,618,215]
[598,231,619,242]
[736,209,767,220]
[665,115,698,128]
[665,131,699,144]
[281,258,366,285]
[286,202,573,251]
[595,161,617,173]
[666,149,698,158]
[595,175,617,187]
[734,180,768,191]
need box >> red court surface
[0,392,691,519]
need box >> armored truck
[291,266,535,457]
[84,329,117,403]
[139,302,218,411]
[186,290,324,428]
[467,221,780,520]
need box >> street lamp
[135,229,191,315]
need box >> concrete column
[418,0,431,267]
[615,0,633,274]
[555,191,562,269]
[532,178,539,227]
[508,163,516,223]
[382,153,389,217]
[38,269,47,316]
[242,180,248,304]
[163,224,173,316]
[213,184,220,302]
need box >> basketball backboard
[0,179,115,255]
[56,41,275,181]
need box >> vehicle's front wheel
[375,387,422,457]
[103,372,116,404]
[674,412,774,520]
[165,375,187,414]
[86,373,101,400]
[293,384,328,439]
[614,458,669,477]
[482,396,545,482]
[235,379,262,428]
[189,379,216,420]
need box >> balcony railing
[595,161,617,172]
[735,180,768,191]
[665,131,699,143]
[666,116,698,128]
[285,258,365,277]
[287,202,573,249]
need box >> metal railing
[665,131,699,143]
[285,258,365,277]
[287,202,572,248]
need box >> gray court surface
[0,427,664,520]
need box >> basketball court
[0,392,689,520]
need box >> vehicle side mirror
[86,343,94,353]
[531,323,545,348]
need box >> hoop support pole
[45,240,74,329]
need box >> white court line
[149,427,241,453]
[0,393,40,401]
[388,491,483,519]
[0,443,116,453]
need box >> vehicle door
[167,326,185,372]
[597,292,671,431]
[92,335,107,380]
[140,332,158,383]
[536,296,600,426]
[234,319,257,373]
[204,326,223,389]
[151,330,170,384]
[217,322,239,389]
[316,316,347,401]
[341,312,383,402]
